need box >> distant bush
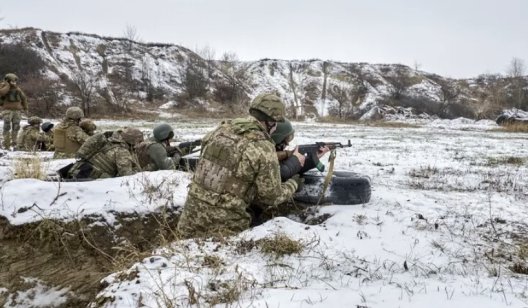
[0,44,46,79]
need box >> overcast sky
[1,0,527,78]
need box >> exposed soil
[0,210,181,307]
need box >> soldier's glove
[291,174,304,192]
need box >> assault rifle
[297,140,352,155]
[277,140,352,172]
[167,139,202,157]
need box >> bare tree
[213,51,251,111]
[122,25,139,85]
[182,55,209,100]
[328,85,349,119]
[474,74,507,119]
[72,71,95,116]
[196,45,217,82]
[507,57,526,109]
[508,57,526,78]
[288,62,309,119]
[385,66,415,100]
[319,61,330,117]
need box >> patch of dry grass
[360,121,421,128]
[258,233,304,257]
[486,156,525,166]
[493,123,528,133]
[12,155,46,180]
[408,165,439,178]
[317,117,421,128]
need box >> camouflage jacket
[84,132,141,179]
[53,119,90,159]
[0,86,28,111]
[17,125,50,151]
[177,116,298,238]
[136,137,175,171]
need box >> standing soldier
[0,73,28,150]
[177,93,301,238]
[79,119,97,136]
[53,107,90,158]
[41,122,55,151]
[17,116,50,151]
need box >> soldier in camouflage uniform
[53,107,90,158]
[177,94,301,238]
[136,123,176,171]
[41,122,55,151]
[272,118,329,181]
[16,116,50,151]
[0,73,28,149]
[79,119,97,136]
[67,128,144,179]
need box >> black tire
[295,171,371,205]
[176,157,372,205]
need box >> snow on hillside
[1,28,489,120]
[2,118,528,307]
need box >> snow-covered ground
[1,118,528,307]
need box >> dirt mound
[0,209,181,307]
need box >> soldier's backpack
[76,131,114,160]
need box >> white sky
[1,0,527,78]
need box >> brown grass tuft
[486,156,525,166]
[494,122,528,133]
[258,233,304,257]
[13,155,46,180]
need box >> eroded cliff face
[2,27,525,120]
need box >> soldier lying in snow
[136,123,196,172]
[63,128,143,180]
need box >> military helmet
[153,123,174,142]
[121,128,144,145]
[271,118,294,145]
[79,119,97,132]
[28,116,43,126]
[4,73,18,82]
[41,122,54,133]
[65,107,84,120]
[249,94,285,122]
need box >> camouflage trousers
[177,195,251,239]
[2,110,22,148]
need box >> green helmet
[65,107,84,120]
[271,118,294,145]
[41,122,54,132]
[28,116,43,126]
[121,128,144,145]
[249,93,285,122]
[79,119,97,133]
[153,123,174,142]
[4,73,18,82]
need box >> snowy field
[1,118,528,307]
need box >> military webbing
[316,149,336,206]
[87,143,121,176]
